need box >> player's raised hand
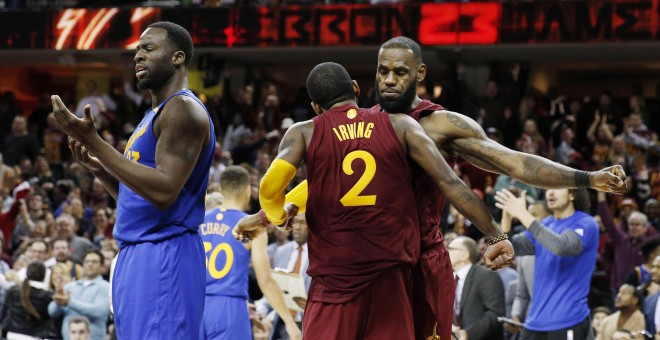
[51,95,97,143]
[590,165,627,194]
[483,240,515,271]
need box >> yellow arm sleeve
[284,180,308,214]
[259,159,297,226]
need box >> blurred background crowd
[0,0,659,339]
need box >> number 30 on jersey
[203,242,233,279]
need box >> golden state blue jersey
[114,89,215,248]
[199,208,250,298]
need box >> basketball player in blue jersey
[51,21,214,339]
[200,166,301,340]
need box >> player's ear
[310,102,323,115]
[352,80,360,98]
[417,63,426,82]
[172,51,185,67]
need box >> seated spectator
[449,236,504,340]
[48,250,110,340]
[2,261,57,339]
[591,306,612,338]
[625,238,660,288]
[596,284,645,340]
[643,256,660,334]
[68,315,91,340]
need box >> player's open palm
[51,95,97,143]
[483,240,515,271]
[591,165,627,194]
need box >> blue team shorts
[112,231,206,340]
[200,295,252,340]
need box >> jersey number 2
[204,242,233,279]
[340,150,377,207]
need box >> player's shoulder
[160,94,208,124]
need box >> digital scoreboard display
[1,1,659,50]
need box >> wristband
[574,170,591,189]
[258,210,270,226]
[486,234,508,245]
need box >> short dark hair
[83,249,104,266]
[306,62,355,110]
[570,189,591,213]
[641,237,660,261]
[147,21,193,67]
[26,261,46,282]
[220,166,250,195]
[380,36,423,64]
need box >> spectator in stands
[48,249,110,340]
[2,261,57,339]
[86,178,110,211]
[598,191,655,291]
[449,236,505,340]
[68,315,91,340]
[100,247,117,282]
[17,239,52,286]
[90,208,110,247]
[54,214,95,263]
[643,255,660,334]
[553,126,581,167]
[591,306,612,339]
[267,228,290,267]
[515,119,547,158]
[587,111,615,168]
[1,115,40,167]
[596,284,645,340]
[626,238,660,288]
[74,80,117,121]
[646,199,660,231]
[46,238,83,281]
[496,188,598,339]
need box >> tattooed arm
[395,114,513,269]
[395,114,504,238]
[419,110,627,194]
